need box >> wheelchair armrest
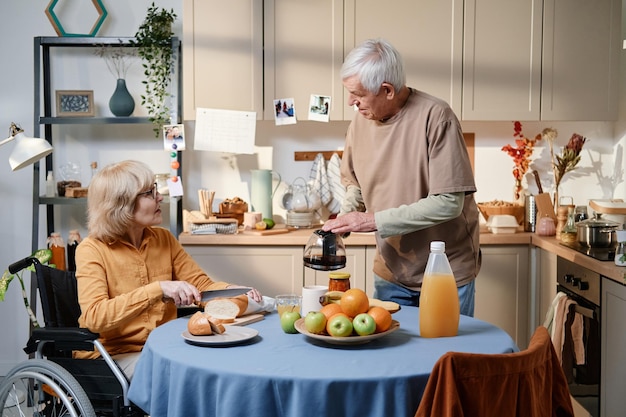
[24,327,101,354]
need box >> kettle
[303,229,346,270]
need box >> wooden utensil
[535,193,556,222]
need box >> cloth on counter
[244,295,275,315]
[327,152,344,214]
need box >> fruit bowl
[294,318,400,345]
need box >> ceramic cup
[243,211,262,230]
[301,285,329,316]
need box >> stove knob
[572,277,589,290]
[564,274,574,284]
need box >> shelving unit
[31,36,183,312]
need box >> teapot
[280,177,322,212]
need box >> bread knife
[200,287,251,302]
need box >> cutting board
[243,228,290,236]
[227,313,265,326]
[535,193,556,221]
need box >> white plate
[181,326,259,346]
[295,318,400,345]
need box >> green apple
[304,311,327,334]
[280,311,301,334]
[352,313,376,336]
[326,314,353,337]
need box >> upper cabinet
[183,0,620,122]
[263,0,345,121]
[344,0,463,118]
[182,0,263,120]
[463,0,620,121]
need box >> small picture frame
[55,90,95,117]
[163,124,186,151]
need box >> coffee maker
[303,229,346,270]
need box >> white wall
[0,0,623,374]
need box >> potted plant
[0,249,55,329]
[132,2,177,137]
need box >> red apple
[352,313,376,336]
[326,314,353,337]
[304,311,327,334]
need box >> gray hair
[340,38,406,94]
[87,160,155,242]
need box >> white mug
[301,285,329,316]
[243,211,262,230]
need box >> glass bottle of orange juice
[419,241,459,338]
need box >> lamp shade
[0,123,53,171]
[9,131,54,171]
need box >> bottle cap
[430,241,445,251]
[329,272,351,279]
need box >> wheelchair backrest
[35,263,81,328]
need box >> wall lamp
[0,122,53,171]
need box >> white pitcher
[250,169,281,220]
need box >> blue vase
[109,79,135,117]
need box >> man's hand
[322,212,376,235]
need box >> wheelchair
[0,257,146,417]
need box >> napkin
[327,153,344,214]
[244,295,276,315]
[309,153,332,206]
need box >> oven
[556,256,601,417]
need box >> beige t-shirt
[341,88,480,290]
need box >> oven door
[556,284,601,417]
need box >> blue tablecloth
[128,306,518,417]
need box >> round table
[128,306,518,417]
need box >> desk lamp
[0,122,53,171]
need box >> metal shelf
[39,116,152,125]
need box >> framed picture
[55,90,95,117]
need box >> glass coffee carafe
[303,229,346,270]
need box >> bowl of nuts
[477,200,525,225]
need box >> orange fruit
[320,303,343,321]
[340,288,370,318]
[368,306,393,333]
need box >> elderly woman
[76,160,261,376]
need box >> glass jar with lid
[328,272,351,292]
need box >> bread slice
[208,317,226,334]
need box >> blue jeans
[373,274,475,317]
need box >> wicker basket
[477,203,525,225]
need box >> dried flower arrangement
[541,128,587,206]
[94,42,137,80]
[501,121,542,200]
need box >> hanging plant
[132,2,177,137]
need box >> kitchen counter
[179,227,626,284]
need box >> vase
[109,79,135,117]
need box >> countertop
[179,225,626,284]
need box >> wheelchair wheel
[0,359,96,417]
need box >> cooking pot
[576,213,619,248]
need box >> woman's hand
[228,285,262,303]
[160,281,201,306]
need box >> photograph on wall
[308,94,331,122]
[55,90,95,117]
[274,98,297,126]
[163,124,186,151]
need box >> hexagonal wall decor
[45,0,108,37]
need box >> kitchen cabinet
[601,278,626,417]
[343,0,463,117]
[182,0,263,120]
[185,245,304,297]
[463,0,620,121]
[474,245,530,348]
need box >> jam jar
[328,272,351,292]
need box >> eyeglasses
[137,182,159,200]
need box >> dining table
[127,306,518,417]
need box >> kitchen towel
[309,153,332,216]
[327,152,344,214]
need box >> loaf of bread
[187,311,213,336]
[204,295,248,318]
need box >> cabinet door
[462,0,543,120]
[184,246,304,297]
[304,246,367,292]
[541,0,620,121]
[601,278,626,416]
[344,0,463,117]
[475,245,529,348]
[263,0,344,121]
[182,0,263,120]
